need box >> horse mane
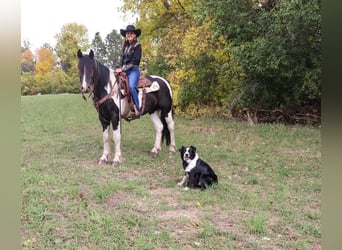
[90,57,118,96]
[108,68,119,95]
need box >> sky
[21,0,135,52]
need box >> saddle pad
[138,81,160,93]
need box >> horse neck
[93,62,115,100]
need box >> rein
[93,71,119,111]
[94,86,115,110]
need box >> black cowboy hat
[120,25,141,37]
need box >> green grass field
[21,94,321,249]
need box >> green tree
[55,23,90,94]
[104,30,122,68]
[21,72,35,95]
[196,0,321,113]
[91,32,107,65]
[55,23,90,74]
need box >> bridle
[92,70,121,111]
[81,60,98,101]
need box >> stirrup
[133,105,141,118]
[125,109,140,122]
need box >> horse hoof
[150,152,158,158]
[98,159,107,165]
[112,161,121,168]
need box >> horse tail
[150,75,173,146]
[161,112,171,146]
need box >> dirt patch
[157,208,200,221]
[103,189,127,206]
[212,209,251,232]
[156,208,202,247]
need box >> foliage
[22,39,32,51]
[91,30,122,68]
[21,72,36,95]
[195,0,321,113]
[91,32,107,65]
[34,47,56,76]
[55,23,90,74]
[51,23,91,94]
[105,30,123,68]
[21,49,35,74]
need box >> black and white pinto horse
[77,49,176,167]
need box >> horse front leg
[150,111,163,157]
[99,126,110,165]
[111,122,122,167]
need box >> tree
[104,30,122,68]
[91,30,122,68]
[22,39,32,52]
[54,23,90,94]
[195,0,321,116]
[91,32,107,65]
[34,47,56,76]
[55,23,90,74]
[21,49,35,74]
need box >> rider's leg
[126,66,140,115]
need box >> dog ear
[178,146,184,152]
[190,145,196,152]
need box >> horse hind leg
[164,110,176,154]
[99,126,110,165]
[150,111,163,157]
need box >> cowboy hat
[120,25,141,37]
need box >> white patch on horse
[150,111,164,154]
[82,66,87,91]
[150,75,172,97]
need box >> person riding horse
[115,25,142,119]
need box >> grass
[21,94,321,249]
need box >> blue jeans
[126,66,140,113]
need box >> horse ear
[77,49,83,58]
[89,49,94,59]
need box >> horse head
[77,49,97,93]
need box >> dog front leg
[177,174,188,187]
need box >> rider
[115,25,142,118]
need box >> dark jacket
[120,41,142,71]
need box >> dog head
[179,145,197,165]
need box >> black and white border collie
[177,146,218,190]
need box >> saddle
[117,72,159,120]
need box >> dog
[177,145,218,190]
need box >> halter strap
[93,74,118,110]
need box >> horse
[77,49,176,167]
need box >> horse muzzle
[80,84,92,93]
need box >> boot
[125,104,140,121]
[133,104,140,119]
